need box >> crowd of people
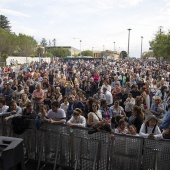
[0,58,170,139]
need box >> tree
[45,51,52,57]
[0,28,16,57]
[51,48,71,58]
[0,15,11,32]
[17,33,37,57]
[143,51,154,59]
[29,54,35,58]
[1,53,8,64]
[149,29,170,60]
[0,20,37,59]
[120,51,128,59]
[81,50,93,57]
[40,38,47,47]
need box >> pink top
[105,111,110,120]
[94,75,100,82]
[32,89,44,103]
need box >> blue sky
[1,0,170,57]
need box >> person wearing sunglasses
[87,101,103,126]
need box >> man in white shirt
[124,93,135,118]
[46,101,66,124]
[103,86,113,106]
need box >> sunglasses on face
[92,105,97,107]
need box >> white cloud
[159,1,170,17]
[11,21,38,36]
[0,5,30,17]
[0,0,170,58]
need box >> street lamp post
[127,28,132,57]
[92,47,94,57]
[103,45,105,58]
[73,38,82,56]
[52,38,56,60]
[141,36,143,59]
[49,40,52,61]
[53,38,56,47]
[113,42,115,51]
[80,40,82,56]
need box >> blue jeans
[34,119,43,129]
[160,110,170,130]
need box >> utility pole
[141,36,143,59]
[127,28,132,57]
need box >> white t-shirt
[60,103,69,113]
[46,108,66,122]
[103,91,113,105]
[88,111,102,123]
[110,106,124,117]
[0,105,9,114]
[139,123,162,139]
[67,115,86,127]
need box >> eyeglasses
[92,105,97,107]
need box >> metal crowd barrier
[143,138,170,170]
[1,122,170,170]
[110,134,143,170]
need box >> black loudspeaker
[0,136,25,170]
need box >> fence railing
[3,122,170,170]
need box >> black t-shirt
[130,90,141,99]
[8,72,15,79]
[22,108,36,119]
[29,85,35,94]
[49,74,54,84]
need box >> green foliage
[45,52,51,57]
[150,31,170,60]
[0,15,11,32]
[0,28,38,58]
[2,53,8,60]
[0,28,16,57]
[72,52,78,57]
[40,38,47,47]
[81,50,93,57]
[51,48,71,58]
[0,14,37,59]
[36,46,45,57]
[143,51,154,59]
[29,54,35,58]
[120,51,128,59]
[17,33,37,57]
